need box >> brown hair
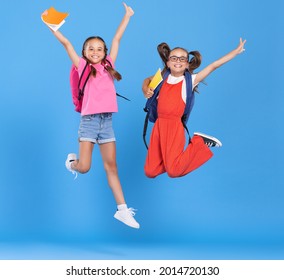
[157,42,202,92]
[82,36,122,81]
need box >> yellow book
[41,7,69,32]
[148,68,163,90]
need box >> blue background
[0,0,283,259]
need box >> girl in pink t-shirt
[44,3,139,229]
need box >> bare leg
[99,141,126,205]
[72,141,94,174]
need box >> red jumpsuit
[144,79,213,178]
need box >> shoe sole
[194,132,222,147]
[114,213,140,229]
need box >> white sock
[117,204,127,211]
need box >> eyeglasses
[169,56,188,63]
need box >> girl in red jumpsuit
[142,38,246,178]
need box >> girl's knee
[104,161,118,174]
[166,166,181,178]
[145,172,157,178]
[75,161,91,174]
[167,170,179,178]
[80,166,91,174]
[144,165,157,178]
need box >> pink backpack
[70,60,91,113]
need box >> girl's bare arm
[195,38,246,84]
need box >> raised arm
[195,38,246,85]
[49,29,80,68]
[42,9,80,67]
[109,2,134,63]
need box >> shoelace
[127,208,137,216]
[72,170,78,180]
[206,142,214,147]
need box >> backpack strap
[182,70,194,124]
[181,70,194,144]
[181,115,191,144]
[116,93,130,101]
[105,58,131,101]
[104,58,112,68]
[143,112,150,149]
[78,60,92,101]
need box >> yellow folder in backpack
[149,68,163,90]
[41,7,69,31]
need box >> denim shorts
[78,113,116,144]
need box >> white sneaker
[114,208,140,229]
[65,153,78,179]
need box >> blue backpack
[143,69,195,148]
[70,58,130,113]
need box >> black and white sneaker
[194,132,222,147]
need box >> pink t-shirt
[77,56,118,115]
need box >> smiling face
[83,38,106,64]
[167,48,189,77]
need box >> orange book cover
[41,7,69,31]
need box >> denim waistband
[83,113,112,119]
